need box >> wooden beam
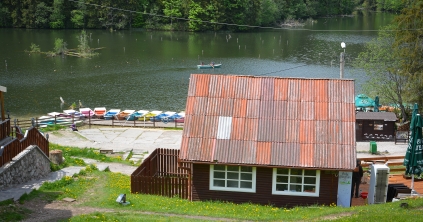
[0,91,5,121]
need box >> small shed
[355,112,397,141]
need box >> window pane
[276,184,288,191]
[227,180,239,188]
[304,170,316,176]
[304,185,316,193]
[276,176,288,183]
[227,165,238,172]
[290,176,302,183]
[304,177,316,184]
[214,172,225,179]
[289,184,302,192]
[240,181,252,188]
[214,180,225,187]
[291,169,302,175]
[227,172,239,180]
[214,165,225,171]
[277,168,289,174]
[241,173,252,180]
[241,166,252,172]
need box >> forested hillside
[0,0,404,31]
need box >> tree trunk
[50,150,63,165]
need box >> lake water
[1,12,395,119]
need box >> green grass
[0,199,31,221]
[67,212,212,222]
[3,166,423,221]
[48,144,135,171]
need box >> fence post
[112,116,114,128]
[54,115,57,125]
[89,111,91,128]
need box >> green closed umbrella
[403,103,423,192]
[374,96,380,112]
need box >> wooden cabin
[177,74,357,207]
[355,112,397,141]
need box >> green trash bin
[369,141,377,154]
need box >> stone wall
[0,145,51,189]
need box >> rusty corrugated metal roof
[180,74,356,170]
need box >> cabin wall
[191,164,338,208]
[356,120,395,141]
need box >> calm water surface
[1,12,395,118]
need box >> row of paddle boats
[40,108,185,124]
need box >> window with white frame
[210,165,256,193]
[272,168,320,197]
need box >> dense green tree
[50,0,65,28]
[354,25,409,122]
[0,3,12,27]
[259,0,278,26]
[393,1,423,106]
[34,2,51,28]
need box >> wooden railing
[0,125,49,167]
[0,119,10,140]
[131,148,191,200]
[360,156,406,172]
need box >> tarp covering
[355,94,375,107]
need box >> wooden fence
[131,148,191,200]
[360,156,406,172]
[0,120,49,167]
[12,115,184,129]
[0,119,10,140]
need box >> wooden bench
[395,131,409,144]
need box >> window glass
[214,172,225,179]
[276,184,288,191]
[210,165,256,192]
[241,166,252,172]
[273,168,320,196]
[291,169,302,175]
[227,180,239,187]
[241,173,252,180]
[214,165,225,171]
[214,180,225,187]
[240,181,252,188]
[304,170,316,176]
[289,175,302,183]
[276,175,288,183]
[227,172,239,180]
[304,177,316,184]
[277,168,289,174]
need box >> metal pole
[340,52,344,79]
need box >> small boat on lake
[197,63,222,69]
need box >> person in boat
[71,124,78,131]
[210,61,215,68]
[201,62,204,65]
